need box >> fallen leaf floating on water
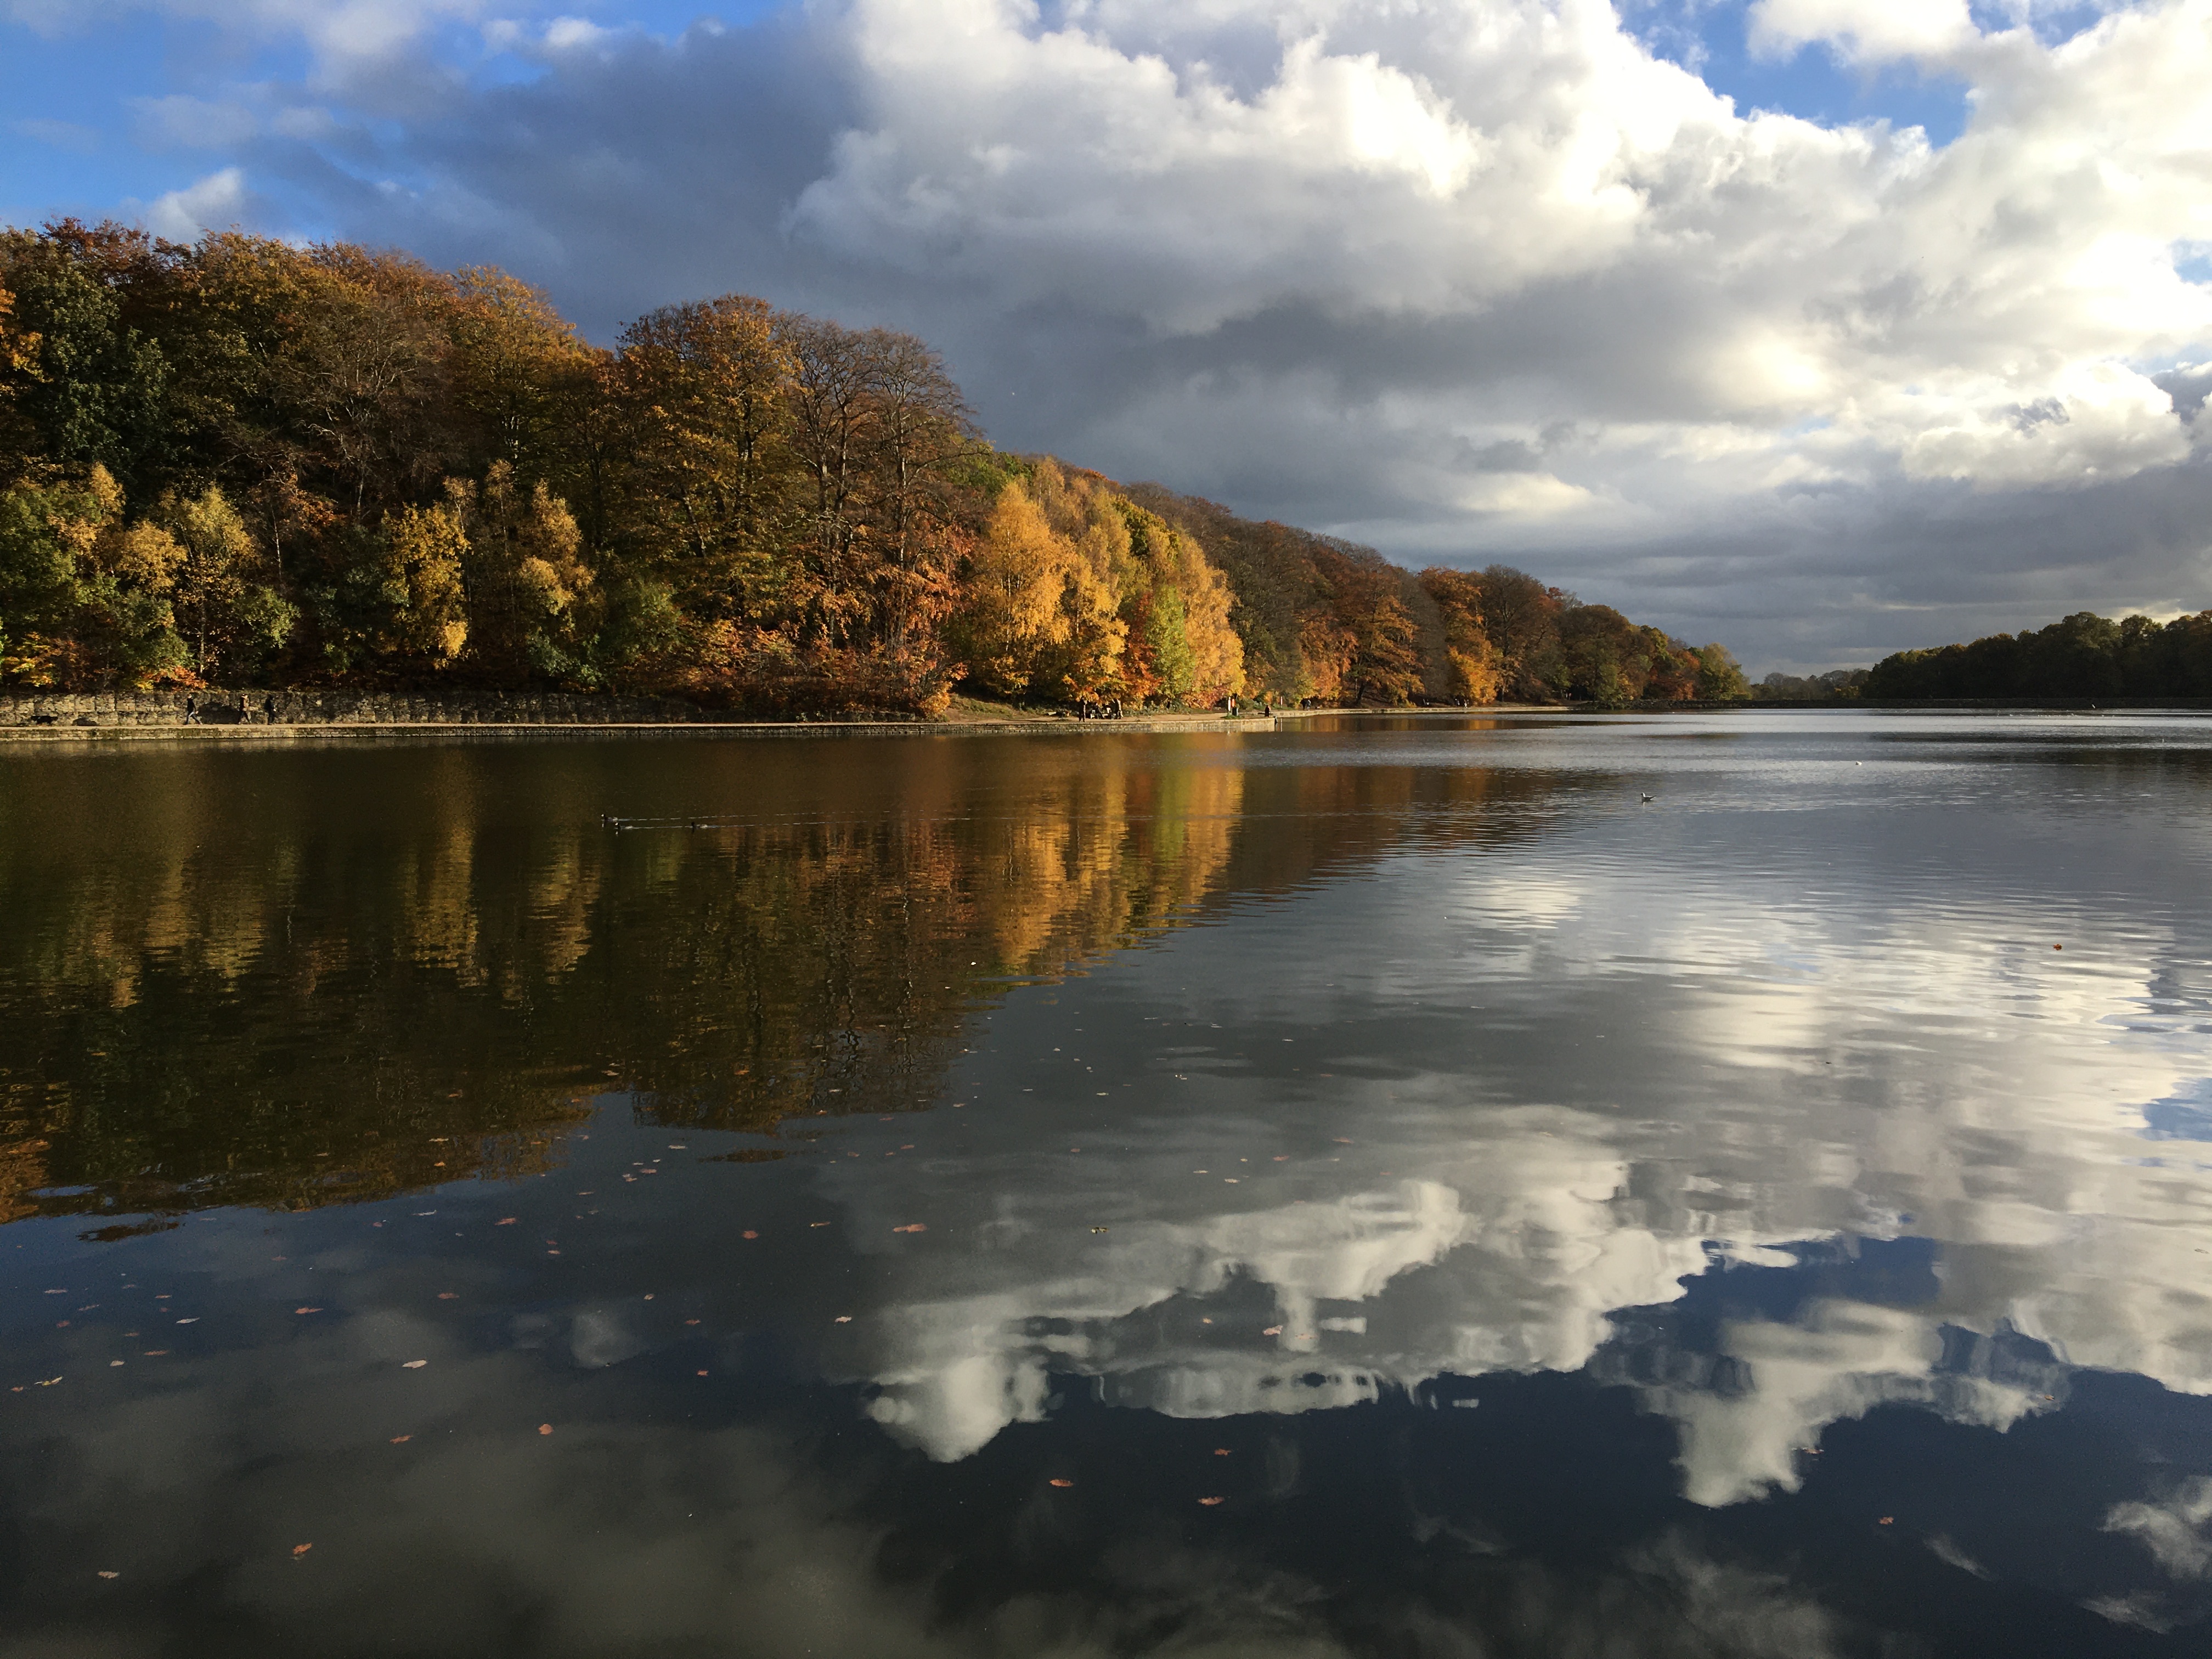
[292,1544,313,1558]
[1262,1327,1283,1336]
[402,1361,427,1369]
[1878,1517,1894,1526]
[1048,1479,1074,1488]
[892,1224,927,1234]
[1198,1497,1226,1507]
[696,1370,709,1378]
[538,1424,552,1436]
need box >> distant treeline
[1865,612,2212,702]
[1752,668,1869,701]
[0,221,1744,711]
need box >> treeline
[0,221,1740,710]
[1865,611,2212,702]
[1126,487,1748,706]
[1752,668,1867,701]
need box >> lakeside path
[0,704,1572,745]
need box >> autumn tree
[950,478,1074,695]
[861,328,973,653]
[1025,461,1130,701]
[382,495,470,667]
[1418,568,1503,703]
[449,462,591,682]
[159,483,294,678]
[1695,644,1749,700]
[444,267,589,479]
[614,296,792,616]
[1470,565,1565,699]
[1,464,190,684]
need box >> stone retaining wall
[0,689,713,728]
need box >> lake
[3,711,2210,1657]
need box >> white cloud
[2107,1478,2212,1581]
[541,13,612,51]
[1747,0,1980,64]
[139,165,250,239]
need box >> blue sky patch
[2141,1077,2212,1142]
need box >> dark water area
[3,712,2211,1657]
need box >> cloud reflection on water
[827,729,2212,1531]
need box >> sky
[3,0,2210,674]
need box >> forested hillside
[1866,611,2212,701]
[0,222,1741,711]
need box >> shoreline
[0,698,1577,745]
[0,712,1288,744]
[7,700,2207,744]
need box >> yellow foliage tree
[1418,567,1503,703]
[1025,460,1130,699]
[1163,524,1243,702]
[385,499,470,665]
[449,462,591,678]
[950,480,1070,696]
[159,484,294,678]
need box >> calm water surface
[4,712,2211,1657]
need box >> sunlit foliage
[1,221,1718,710]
